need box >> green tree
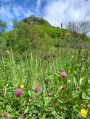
[12,19,20,29]
[0,20,7,35]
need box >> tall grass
[0,47,90,118]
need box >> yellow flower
[68,80,71,83]
[80,109,88,117]
[20,85,24,88]
[52,111,56,115]
[66,33,70,36]
[72,56,74,58]
[81,58,84,60]
[81,104,84,106]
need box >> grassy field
[0,46,90,119]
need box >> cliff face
[22,15,51,25]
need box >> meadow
[0,21,90,118]
[0,45,90,118]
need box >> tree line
[0,19,90,35]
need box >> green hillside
[0,21,90,61]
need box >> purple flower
[3,112,8,118]
[15,89,22,97]
[40,87,43,90]
[77,87,80,91]
[35,88,39,92]
[61,72,67,78]
[48,93,52,97]
[55,103,57,106]
[62,86,65,90]
[41,58,44,61]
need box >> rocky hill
[22,15,51,25]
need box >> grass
[0,46,90,119]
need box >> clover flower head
[3,112,8,118]
[55,103,57,106]
[62,86,65,90]
[77,87,80,90]
[35,88,39,92]
[48,93,52,97]
[15,89,22,97]
[80,109,88,117]
[41,58,44,61]
[61,72,67,78]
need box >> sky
[0,0,90,36]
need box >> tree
[12,19,20,29]
[0,20,7,35]
[67,20,90,34]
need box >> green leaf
[18,114,23,119]
[82,92,90,100]
[80,77,84,85]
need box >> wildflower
[40,87,43,90]
[20,85,24,89]
[61,72,67,78]
[55,103,57,106]
[81,58,84,60]
[80,109,88,117]
[72,56,74,58]
[41,58,44,61]
[35,88,39,92]
[81,104,84,106]
[52,111,56,115]
[15,89,22,97]
[43,83,46,86]
[77,87,80,90]
[48,93,52,97]
[62,86,65,90]
[66,33,70,36]
[3,112,8,118]
[68,80,71,83]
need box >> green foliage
[0,21,90,61]
[12,19,20,29]
[0,20,7,35]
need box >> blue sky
[0,0,90,36]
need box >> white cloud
[36,0,42,13]
[0,5,14,19]
[43,0,90,28]
[0,4,33,31]
[12,5,32,18]
[0,0,90,36]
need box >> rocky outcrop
[22,15,51,25]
